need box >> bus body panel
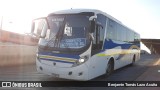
[87,54,109,79]
[36,58,90,81]
[33,9,140,81]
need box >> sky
[0,0,159,52]
[0,0,160,39]
[0,0,160,38]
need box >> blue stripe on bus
[38,52,80,59]
[103,39,140,50]
[40,58,75,64]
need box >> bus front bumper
[36,59,90,81]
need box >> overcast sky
[0,0,160,40]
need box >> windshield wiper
[55,19,73,51]
[44,16,71,51]
[44,27,62,49]
[53,24,63,48]
[41,16,79,53]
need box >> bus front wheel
[105,60,114,77]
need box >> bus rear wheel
[105,60,114,77]
[130,55,136,66]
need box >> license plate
[52,73,59,77]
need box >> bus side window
[107,19,117,40]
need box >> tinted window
[134,33,140,42]
[96,14,106,41]
[117,23,124,41]
[107,19,117,40]
[106,18,137,43]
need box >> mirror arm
[96,22,103,29]
[89,33,94,41]
[89,15,97,21]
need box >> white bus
[31,9,140,81]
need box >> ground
[0,54,160,90]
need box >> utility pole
[0,16,3,30]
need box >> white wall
[0,44,37,67]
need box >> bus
[31,9,140,81]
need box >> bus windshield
[39,14,91,52]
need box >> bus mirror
[90,20,96,33]
[31,20,41,38]
[31,18,47,38]
[31,21,35,34]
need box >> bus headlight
[72,55,89,67]
[79,58,85,63]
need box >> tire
[130,55,136,66]
[105,60,114,77]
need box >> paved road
[0,54,159,90]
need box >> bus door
[91,14,106,55]
[92,24,103,54]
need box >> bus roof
[49,9,121,23]
[49,9,138,34]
